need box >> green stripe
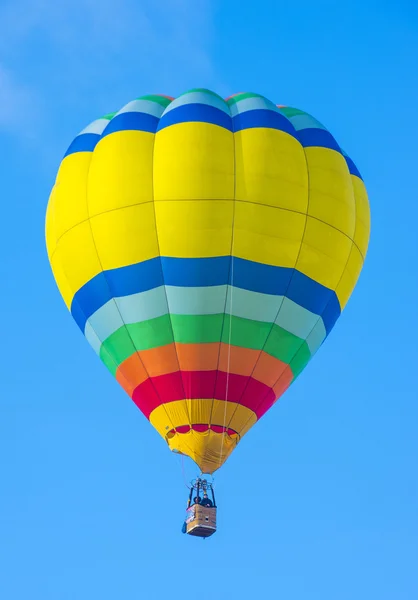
[137,94,172,108]
[100,345,121,375]
[264,326,309,366]
[226,92,262,105]
[102,112,116,120]
[279,107,307,117]
[221,314,271,349]
[100,315,174,374]
[171,314,224,344]
[180,88,224,100]
[288,342,311,377]
[100,314,312,377]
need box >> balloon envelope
[45,89,370,474]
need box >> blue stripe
[321,295,341,334]
[71,257,341,335]
[297,128,341,152]
[157,104,233,132]
[287,271,340,334]
[71,258,164,331]
[235,261,339,331]
[101,112,160,137]
[233,257,292,295]
[64,133,100,157]
[232,109,297,137]
[344,155,363,180]
[161,256,229,287]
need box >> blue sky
[1,1,417,598]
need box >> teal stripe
[117,98,168,119]
[85,287,168,349]
[182,88,224,99]
[85,285,327,356]
[79,118,111,136]
[286,114,328,132]
[305,319,327,355]
[275,298,325,342]
[227,92,262,105]
[167,285,226,315]
[229,96,281,118]
[278,107,307,117]
[162,89,230,116]
[84,323,102,355]
[135,94,172,108]
[225,286,281,323]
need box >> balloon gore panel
[45,90,370,474]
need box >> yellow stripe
[154,199,234,258]
[45,185,57,259]
[167,429,237,474]
[50,195,355,303]
[213,400,257,434]
[240,418,259,438]
[352,176,371,257]
[49,253,74,310]
[46,118,371,309]
[87,131,155,217]
[297,217,352,295]
[234,128,308,212]
[305,147,356,238]
[150,399,258,474]
[45,152,93,258]
[90,202,159,271]
[50,220,101,308]
[149,400,256,438]
[153,122,234,200]
[335,243,364,309]
[233,201,305,268]
[53,153,92,241]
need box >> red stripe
[132,370,276,419]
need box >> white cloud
[0,64,40,137]
[0,0,220,88]
[0,0,224,141]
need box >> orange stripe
[254,353,291,389]
[116,352,147,397]
[140,343,179,377]
[115,344,180,395]
[219,345,289,387]
[115,343,293,397]
[176,343,219,370]
[273,367,293,398]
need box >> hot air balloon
[45,89,370,537]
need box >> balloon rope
[220,255,234,465]
[179,454,191,489]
